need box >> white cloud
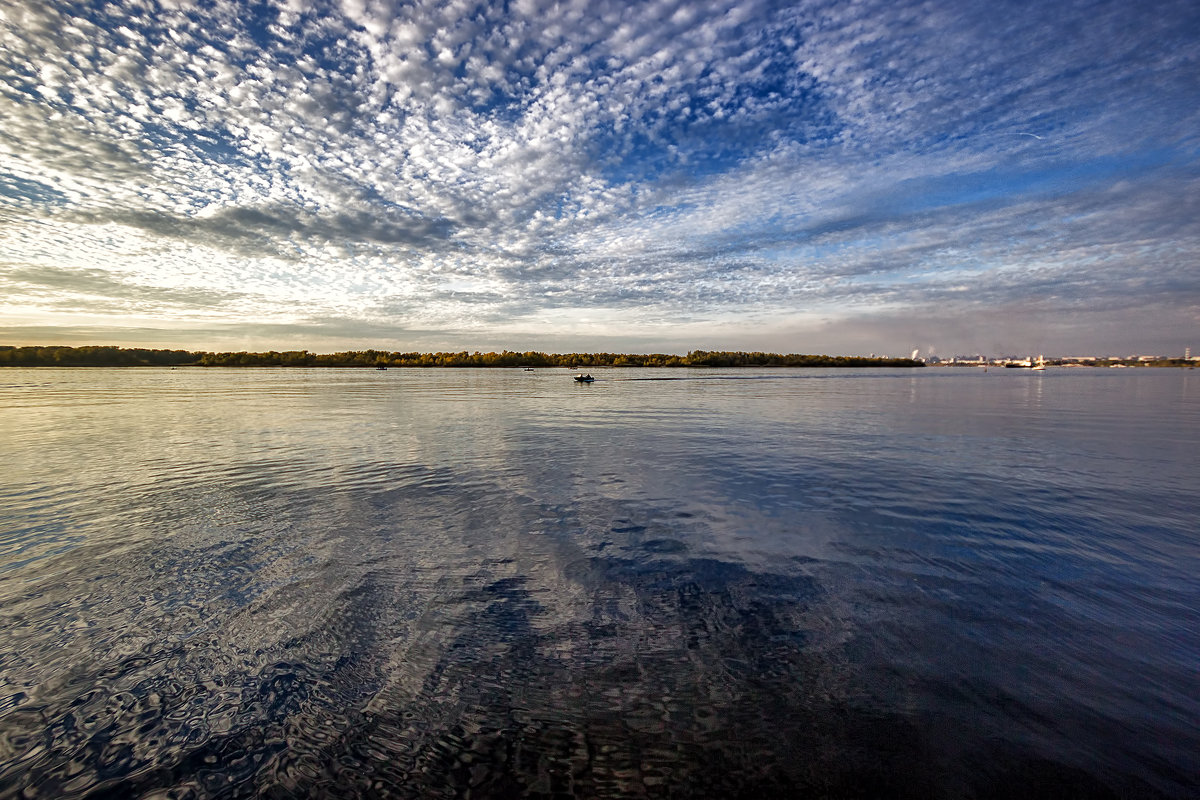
[0,0,1197,352]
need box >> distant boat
[573,373,595,382]
[376,365,387,370]
[1031,355,1047,371]
[1004,360,1032,368]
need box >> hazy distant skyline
[2,0,1198,356]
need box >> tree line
[0,345,923,368]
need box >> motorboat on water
[573,373,595,382]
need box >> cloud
[0,0,1197,353]
[3,265,250,318]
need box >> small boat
[1031,355,1047,371]
[573,373,595,382]
[376,365,387,370]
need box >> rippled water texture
[1,367,1197,798]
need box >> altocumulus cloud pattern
[1,0,1198,353]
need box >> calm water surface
[1,367,1197,798]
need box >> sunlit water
[1,367,1196,798]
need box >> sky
[1,0,1198,357]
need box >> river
[1,367,1196,798]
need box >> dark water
[1,367,1196,798]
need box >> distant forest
[0,345,924,368]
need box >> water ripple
[0,368,1196,798]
